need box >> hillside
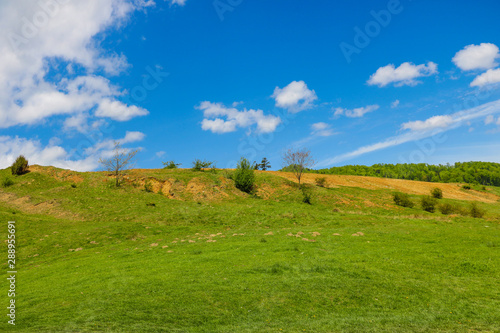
[1,166,499,332]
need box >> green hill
[1,166,499,332]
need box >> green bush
[163,160,181,169]
[421,196,437,213]
[1,177,14,188]
[462,184,471,190]
[431,187,443,199]
[11,155,29,176]
[301,186,312,205]
[233,158,255,194]
[191,159,213,172]
[315,177,327,187]
[439,203,454,215]
[469,202,485,218]
[393,192,414,208]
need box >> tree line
[313,162,500,186]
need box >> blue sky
[1,0,500,171]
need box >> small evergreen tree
[260,158,271,171]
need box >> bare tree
[282,148,315,184]
[99,141,139,187]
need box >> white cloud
[169,0,187,5]
[0,0,152,129]
[470,68,500,87]
[272,81,317,113]
[485,115,495,125]
[311,122,335,137]
[197,101,281,134]
[391,100,400,108]
[401,115,454,132]
[452,43,499,71]
[95,99,149,121]
[156,151,166,158]
[317,98,500,167]
[334,105,379,118]
[367,62,438,87]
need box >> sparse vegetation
[144,179,153,192]
[301,186,312,204]
[439,203,454,215]
[282,148,315,184]
[233,157,255,194]
[191,159,214,172]
[163,160,181,169]
[99,141,139,187]
[11,155,29,176]
[315,176,327,187]
[431,187,443,199]
[393,192,414,208]
[260,157,271,171]
[421,196,437,213]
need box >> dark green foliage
[1,177,14,188]
[393,192,414,208]
[163,160,181,169]
[191,159,214,172]
[11,155,29,175]
[70,183,77,188]
[315,177,327,187]
[421,196,437,213]
[260,157,271,171]
[470,202,485,218]
[439,203,454,215]
[233,157,255,193]
[314,162,500,187]
[462,185,471,190]
[431,187,443,199]
[301,186,312,204]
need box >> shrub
[469,202,485,218]
[393,192,414,208]
[233,157,255,194]
[421,196,437,213]
[163,160,181,169]
[439,203,454,215]
[431,187,443,199]
[70,183,77,188]
[191,159,213,172]
[462,184,471,190]
[301,186,312,205]
[315,177,327,187]
[1,177,14,188]
[11,155,29,176]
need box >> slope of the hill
[0,166,499,332]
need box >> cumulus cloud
[391,100,400,108]
[334,105,379,118]
[452,43,499,71]
[272,81,317,113]
[401,115,454,132]
[197,101,281,134]
[0,0,152,129]
[311,122,335,137]
[367,62,438,87]
[169,0,187,5]
[470,68,500,87]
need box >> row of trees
[314,162,500,186]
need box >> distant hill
[311,162,500,186]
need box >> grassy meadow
[1,166,499,332]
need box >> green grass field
[1,167,499,332]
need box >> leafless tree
[99,141,139,187]
[282,148,315,184]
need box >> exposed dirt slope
[268,171,500,203]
